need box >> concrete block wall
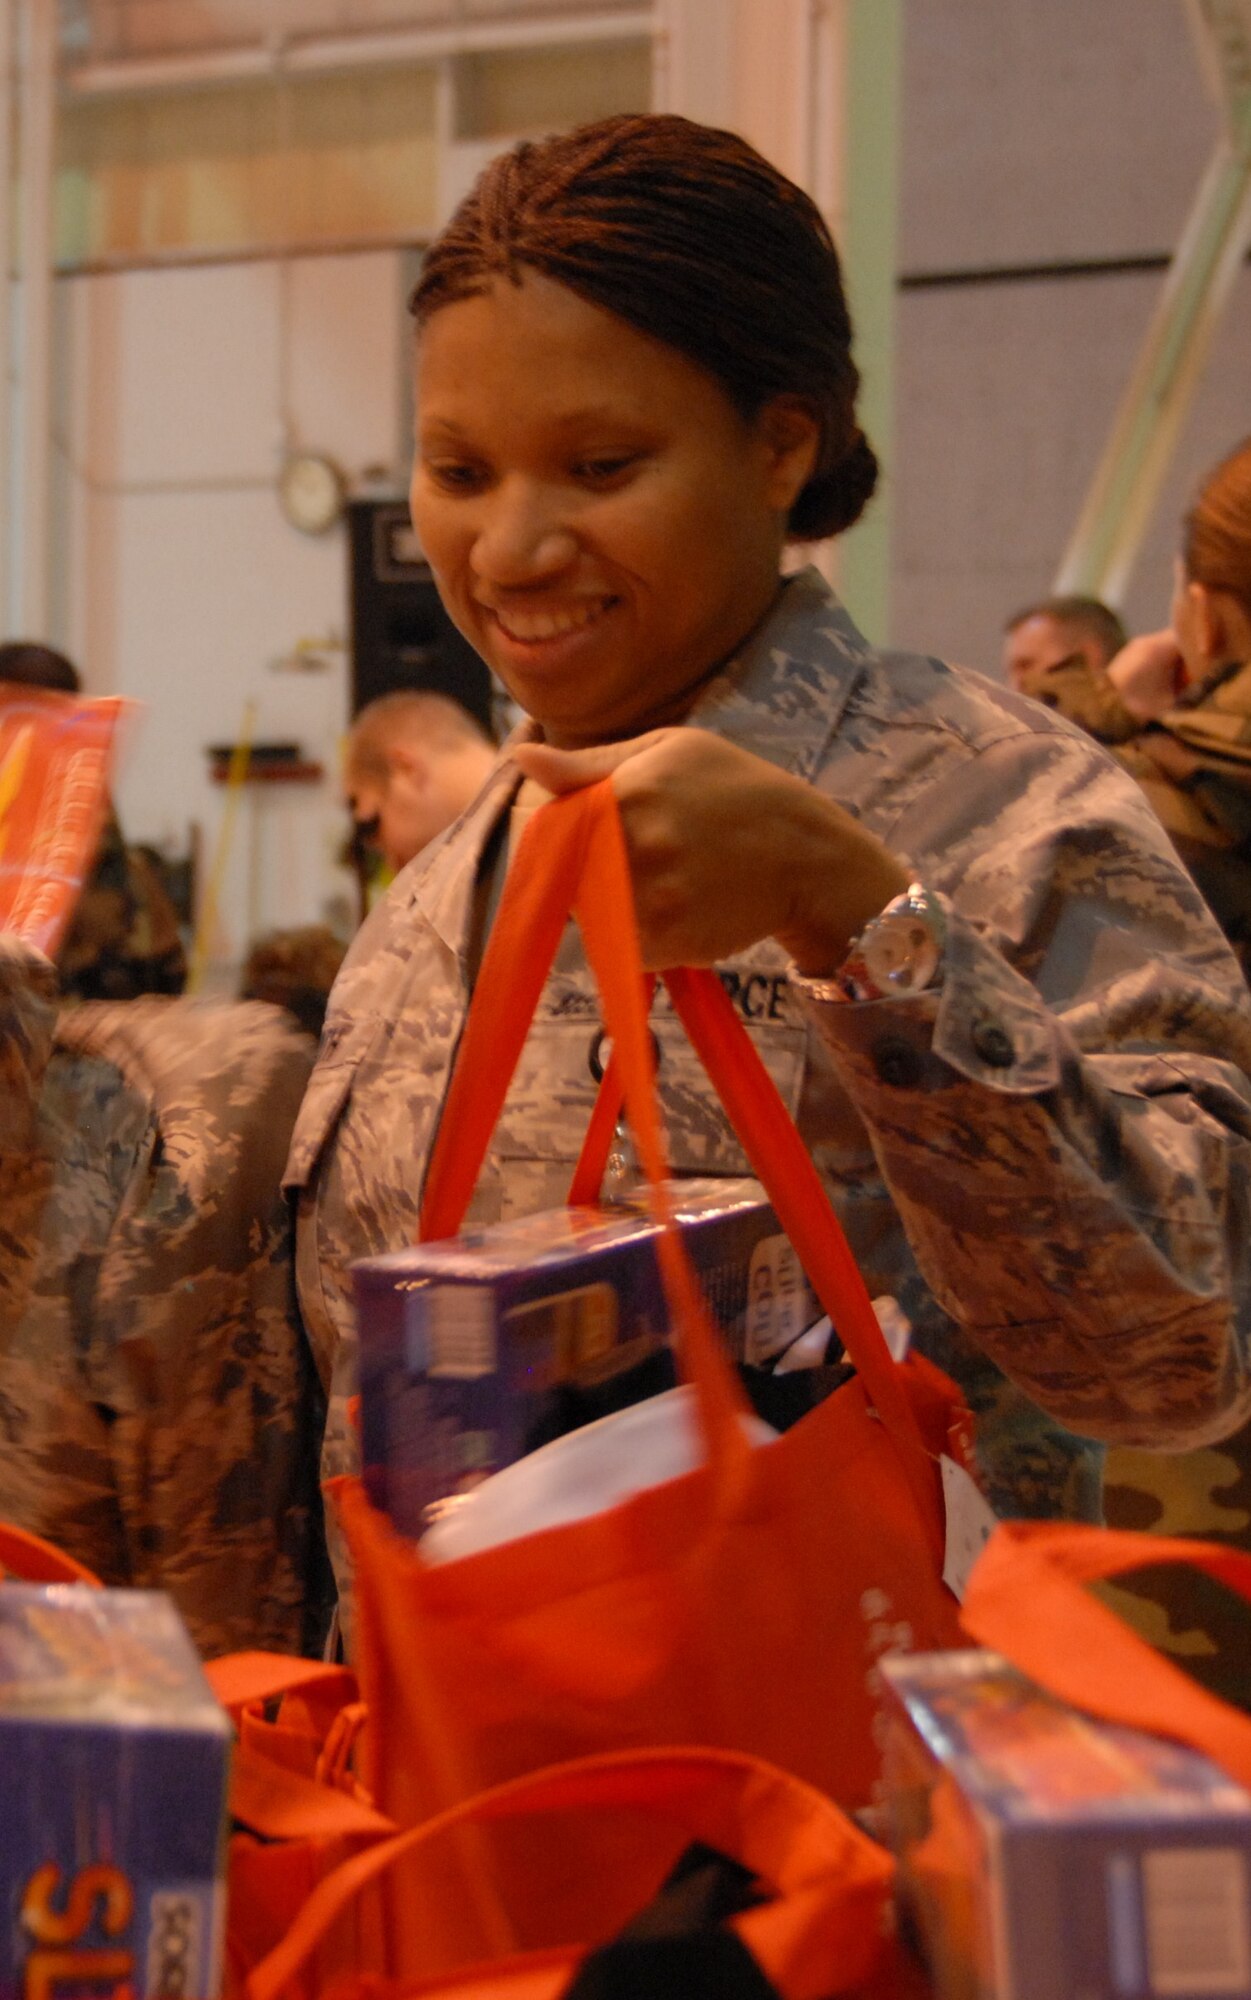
[890,0,1251,678]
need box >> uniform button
[972,1019,1016,1068]
[872,1037,923,1088]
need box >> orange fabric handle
[206,1651,359,1719]
[961,1521,1251,1789]
[0,1522,102,1586]
[243,1745,892,2000]
[419,782,929,1498]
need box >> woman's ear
[756,396,821,512]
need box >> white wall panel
[53,248,407,972]
[285,251,408,475]
[94,262,280,487]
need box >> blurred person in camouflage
[344,688,497,878]
[0,932,329,1657]
[0,642,187,1000]
[288,118,1251,1651]
[1009,439,1251,988]
[1011,438,1251,1707]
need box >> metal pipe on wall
[15,0,55,637]
[0,0,14,635]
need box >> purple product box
[0,1584,230,2000]
[881,1648,1251,2000]
[353,1176,815,1538]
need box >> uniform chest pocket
[492,1008,808,1180]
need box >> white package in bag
[420,1384,777,1567]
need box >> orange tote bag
[206,1653,396,1997]
[339,779,966,1840]
[242,1746,896,2000]
[961,1520,1251,1783]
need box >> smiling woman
[286,113,1251,1635]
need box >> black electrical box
[347,497,494,736]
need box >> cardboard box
[353,1177,815,1538]
[0,1584,230,2000]
[882,1648,1251,2000]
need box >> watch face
[861,910,942,995]
[279,454,344,534]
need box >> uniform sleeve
[802,726,1251,1450]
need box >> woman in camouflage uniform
[289,116,1251,1631]
[1018,437,1251,984]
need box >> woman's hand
[512,728,908,974]
[1106,629,1186,722]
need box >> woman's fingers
[511,732,670,796]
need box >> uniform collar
[397,749,521,964]
[682,566,872,783]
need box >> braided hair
[411,114,877,542]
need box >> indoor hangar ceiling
[59,0,640,66]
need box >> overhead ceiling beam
[63,7,652,97]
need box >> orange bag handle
[206,1652,396,1843]
[206,1650,360,1721]
[0,1522,102,1586]
[420,782,936,1533]
[960,1520,1251,1789]
[244,1744,893,2000]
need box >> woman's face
[410,271,817,747]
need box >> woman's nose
[470,480,576,586]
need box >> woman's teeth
[493,599,609,642]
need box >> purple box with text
[0,1584,230,2000]
[353,1176,816,1538]
[882,1648,1251,2000]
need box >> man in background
[345,689,497,878]
[1001,592,1128,695]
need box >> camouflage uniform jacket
[56,810,188,1002]
[288,568,1251,1542]
[0,942,327,1658]
[1020,651,1251,976]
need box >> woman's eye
[573,454,639,485]
[426,460,486,493]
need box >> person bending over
[345,689,498,879]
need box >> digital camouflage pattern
[0,942,328,1658]
[288,569,1251,1618]
[1019,650,1251,977]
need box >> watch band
[789,881,945,1004]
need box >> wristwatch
[789,882,945,1004]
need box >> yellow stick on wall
[187,699,257,995]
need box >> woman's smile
[483,594,619,648]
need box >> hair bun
[789,429,878,541]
